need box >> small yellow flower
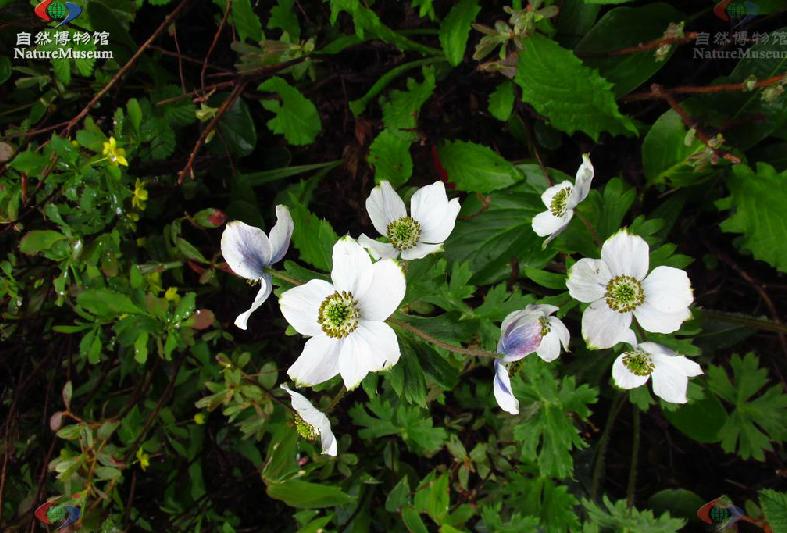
[136,448,150,471]
[194,413,206,425]
[102,136,128,167]
[164,287,180,302]
[132,179,148,210]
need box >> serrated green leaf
[759,490,787,533]
[259,77,321,146]
[414,470,450,523]
[438,140,521,193]
[232,0,264,42]
[641,109,706,186]
[368,129,413,186]
[439,0,481,66]
[268,0,300,40]
[286,199,339,271]
[488,80,515,122]
[515,34,637,140]
[582,497,686,532]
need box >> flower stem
[574,211,602,247]
[591,393,626,500]
[626,405,640,508]
[699,308,787,334]
[387,317,500,359]
[268,270,304,287]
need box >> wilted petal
[567,154,594,208]
[234,274,272,330]
[268,205,294,264]
[281,383,337,456]
[221,221,273,280]
[493,360,519,415]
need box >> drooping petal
[411,183,461,244]
[279,279,335,337]
[611,354,651,390]
[581,300,633,349]
[567,154,594,208]
[281,384,337,456]
[268,205,294,264]
[497,310,542,359]
[531,209,572,238]
[337,321,399,389]
[634,302,691,334]
[234,274,272,330]
[601,230,650,279]
[642,266,694,313]
[649,352,700,404]
[401,242,443,260]
[540,181,572,209]
[287,334,342,386]
[641,343,703,378]
[493,360,519,415]
[566,258,611,303]
[358,234,399,260]
[221,221,273,279]
[366,181,407,236]
[536,331,562,362]
[331,237,373,295]
[356,259,405,321]
[548,315,571,351]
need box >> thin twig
[591,393,626,501]
[388,317,500,359]
[699,308,787,335]
[624,73,785,101]
[202,0,232,91]
[609,32,699,56]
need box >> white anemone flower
[612,342,702,403]
[281,383,337,456]
[494,305,570,415]
[280,237,406,389]
[358,180,461,260]
[566,229,693,349]
[531,154,594,243]
[221,206,294,330]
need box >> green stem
[268,270,304,287]
[698,308,787,334]
[388,317,500,359]
[591,393,626,500]
[626,405,640,508]
[575,211,603,247]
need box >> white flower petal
[401,242,443,260]
[356,259,405,321]
[279,279,335,337]
[281,384,337,456]
[497,310,542,359]
[526,304,559,316]
[268,205,294,265]
[536,331,562,362]
[331,237,373,295]
[642,266,693,313]
[425,197,461,244]
[493,360,519,415]
[567,154,594,208]
[411,183,461,244]
[338,321,399,389]
[221,221,273,280]
[234,275,272,330]
[540,181,572,208]
[642,343,703,378]
[634,302,691,334]
[582,300,633,349]
[612,354,651,390]
[548,316,571,351]
[287,334,341,386]
[531,209,572,238]
[566,258,611,303]
[358,234,399,260]
[650,353,699,404]
[601,230,650,279]
[366,181,407,236]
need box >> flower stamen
[539,316,551,337]
[318,291,360,338]
[605,275,645,313]
[622,350,655,376]
[293,414,319,441]
[386,216,421,250]
[549,187,572,217]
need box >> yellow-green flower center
[605,275,645,313]
[549,187,572,217]
[622,350,655,376]
[539,316,551,337]
[386,216,421,250]
[294,414,319,441]
[318,291,359,338]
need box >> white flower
[281,383,337,456]
[358,180,461,260]
[221,206,294,330]
[493,304,570,415]
[532,154,594,243]
[279,237,406,389]
[566,229,693,349]
[612,342,702,403]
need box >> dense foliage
[1,0,786,531]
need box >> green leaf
[126,98,142,133]
[385,476,411,512]
[77,289,145,318]
[401,506,429,533]
[216,97,257,156]
[368,129,413,186]
[574,3,685,96]
[381,67,436,130]
[259,77,322,146]
[707,353,787,460]
[488,80,515,122]
[232,0,264,42]
[266,479,355,508]
[647,489,706,524]
[759,490,787,533]
[414,471,450,523]
[19,230,67,255]
[134,331,149,364]
[268,0,300,41]
[582,497,686,532]
[286,200,339,271]
[514,34,637,140]
[438,140,521,193]
[512,358,598,479]
[719,163,787,273]
[663,396,727,443]
[439,0,481,66]
[641,109,706,187]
